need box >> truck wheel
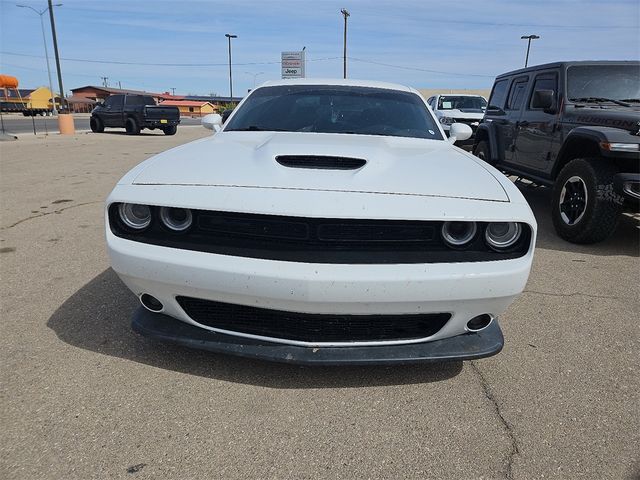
[551,158,623,244]
[162,125,177,136]
[474,141,492,164]
[90,117,104,133]
[125,117,140,135]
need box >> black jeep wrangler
[90,94,180,136]
[474,61,639,243]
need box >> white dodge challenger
[106,79,536,364]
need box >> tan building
[418,88,491,100]
[160,100,217,117]
[1,86,56,111]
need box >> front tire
[474,140,492,164]
[162,125,177,135]
[90,116,104,133]
[551,158,623,244]
[125,117,140,135]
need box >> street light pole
[245,71,264,88]
[520,34,540,68]
[225,33,237,100]
[16,3,62,114]
[340,9,350,79]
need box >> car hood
[132,132,509,202]
[563,104,640,134]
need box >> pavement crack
[470,361,519,480]
[1,201,102,230]
[523,289,623,301]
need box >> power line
[0,51,340,67]
[348,57,496,78]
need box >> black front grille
[176,296,451,343]
[276,155,366,170]
[109,206,532,264]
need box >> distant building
[159,100,217,117]
[418,88,491,100]
[1,86,56,111]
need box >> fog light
[118,203,151,230]
[485,222,522,250]
[160,207,193,232]
[140,294,163,312]
[442,221,477,247]
[467,314,493,332]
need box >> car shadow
[99,131,168,136]
[47,269,462,388]
[516,182,639,257]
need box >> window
[488,80,508,110]
[224,85,444,140]
[188,107,194,112]
[507,78,529,110]
[125,95,155,106]
[529,75,557,109]
[437,95,487,111]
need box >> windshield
[437,95,487,111]
[225,85,443,140]
[567,64,640,102]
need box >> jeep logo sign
[281,51,306,79]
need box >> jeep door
[496,75,530,165]
[513,71,560,173]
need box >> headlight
[160,207,193,232]
[442,221,477,247]
[439,117,454,125]
[118,203,151,230]
[485,222,522,250]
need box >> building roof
[160,100,214,107]
[70,85,158,96]
[183,95,243,103]
[4,88,35,98]
[66,95,96,104]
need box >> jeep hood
[132,132,509,202]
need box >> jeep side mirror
[202,113,223,132]
[532,89,555,112]
[221,109,233,123]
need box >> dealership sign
[281,51,306,78]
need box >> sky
[1,0,638,97]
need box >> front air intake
[275,155,366,170]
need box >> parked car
[474,61,640,244]
[90,94,180,135]
[426,93,487,142]
[106,79,536,365]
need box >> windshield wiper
[226,125,288,132]
[569,97,632,107]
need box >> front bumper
[614,173,640,205]
[132,306,504,365]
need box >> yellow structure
[2,86,54,109]
[160,100,216,117]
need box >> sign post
[281,51,306,79]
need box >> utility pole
[47,0,66,110]
[101,76,109,87]
[170,87,176,96]
[118,81,122,89]
[225,33,237,100]
[341,9,350,79]
[16,3,62,114]
[520,34,540,68]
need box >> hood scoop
[275,155,366,170]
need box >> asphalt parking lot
[1,128,638,480]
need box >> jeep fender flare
[475,123,500,162]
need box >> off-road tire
[162,125,177,136]
[89,116,104,133]
[551,158,623,244]
[474,140,492,164]
[125,117,140,135]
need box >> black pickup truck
[474,61,640,243]
[90,94,180,135]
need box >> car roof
[495,60,640,80]
[258,78,415,93]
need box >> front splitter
[132,306,504,365]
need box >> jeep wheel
[125,117,140,135]
[89,116,104,133]
[474,141,492,164]
[162,125,177,136]
[551,158,622,244]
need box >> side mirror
[221,109,233,123]
[532,89,555,112]
[448,123,473,144]
[202,113,223,132]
